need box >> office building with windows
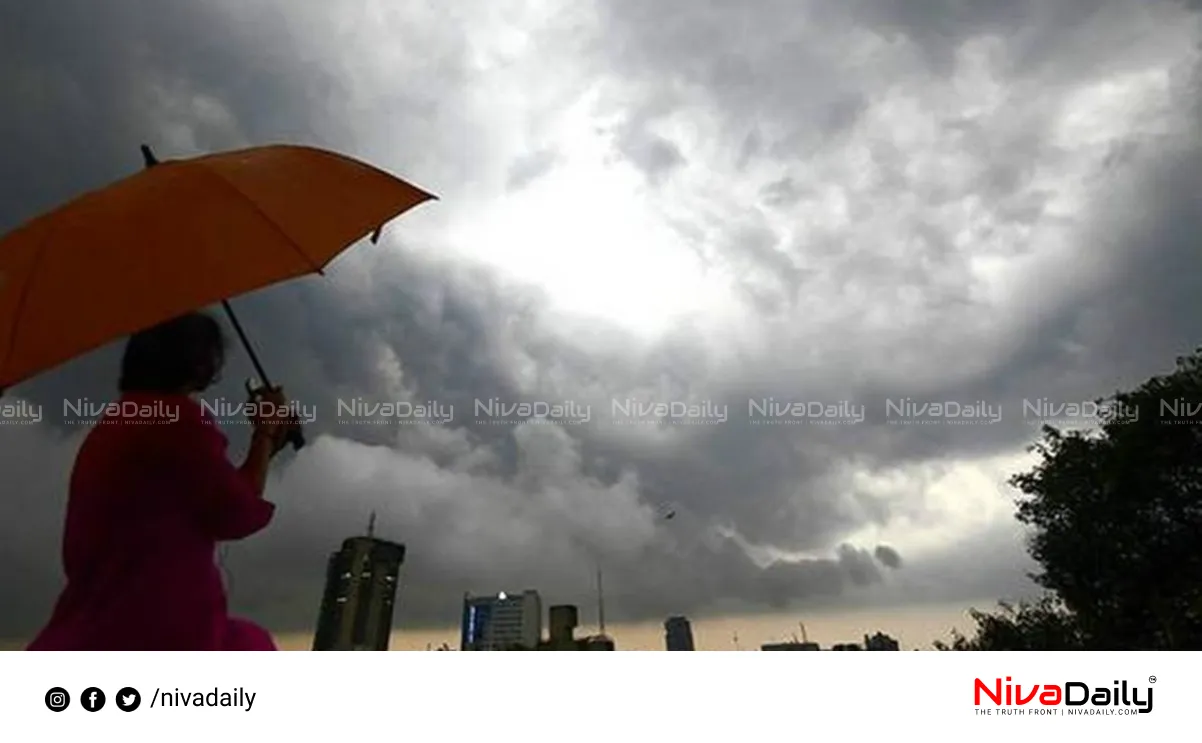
[461,590,542,650]
[312,515,405,651]
[664,616,695,651]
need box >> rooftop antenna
[596,564,607,636]
[367,511,376,539]
[798,621,808,644]
[732,630,740,651]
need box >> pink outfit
[28,392,277,650]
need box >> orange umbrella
[0,143,435,446]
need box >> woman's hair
[118,312,228,393]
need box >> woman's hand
[248,385,294,455]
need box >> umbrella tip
[140,144,159,168]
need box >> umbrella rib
[196,163,327,277]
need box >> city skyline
[0,597,979,651]
[269,599,973,651]
[305,520,916,651]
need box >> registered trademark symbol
[1149,676,1157,684]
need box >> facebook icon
[81,687,106,712]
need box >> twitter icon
[115,687,141,712]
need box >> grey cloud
[760,177,805,208]
[218,424,894,630]
[884,522,1038,609]
[875,545,902,569]
[506,148,561,190]
[614,126,686,185]
[0,423,83,639]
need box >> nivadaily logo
[975,677,1153,715]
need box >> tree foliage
[933,596,1083,650]
[936,349,1202,650]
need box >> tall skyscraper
[542,605,581,650]
[664,616,695,651]
[312,514,406,651]
[461,590,542,650]
[538,604,616,651]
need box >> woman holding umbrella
[27,312,294,651]
[0,142,435,649]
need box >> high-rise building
[312,514,405,651]
[664,616,695,651]
[537,604,616,651]
[544,605,580,650]
[461,590,542,650]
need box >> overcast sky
[2,0,1201,643]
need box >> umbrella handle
[223,299,304,451]
[244,377,306,452]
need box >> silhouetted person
[27,312,292,650]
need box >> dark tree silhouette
[936,349,1202,650]
[933,596,1082,650]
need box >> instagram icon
[44,687,70,712]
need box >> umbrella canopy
[0,144,434,390]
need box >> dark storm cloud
[219,427,895,630]
[614,126,686,185]
[875,546,902,569]
[2,0,1201,640]
[586,0,1202,450]
[0,0,339,231]
[889,523,1038,608]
